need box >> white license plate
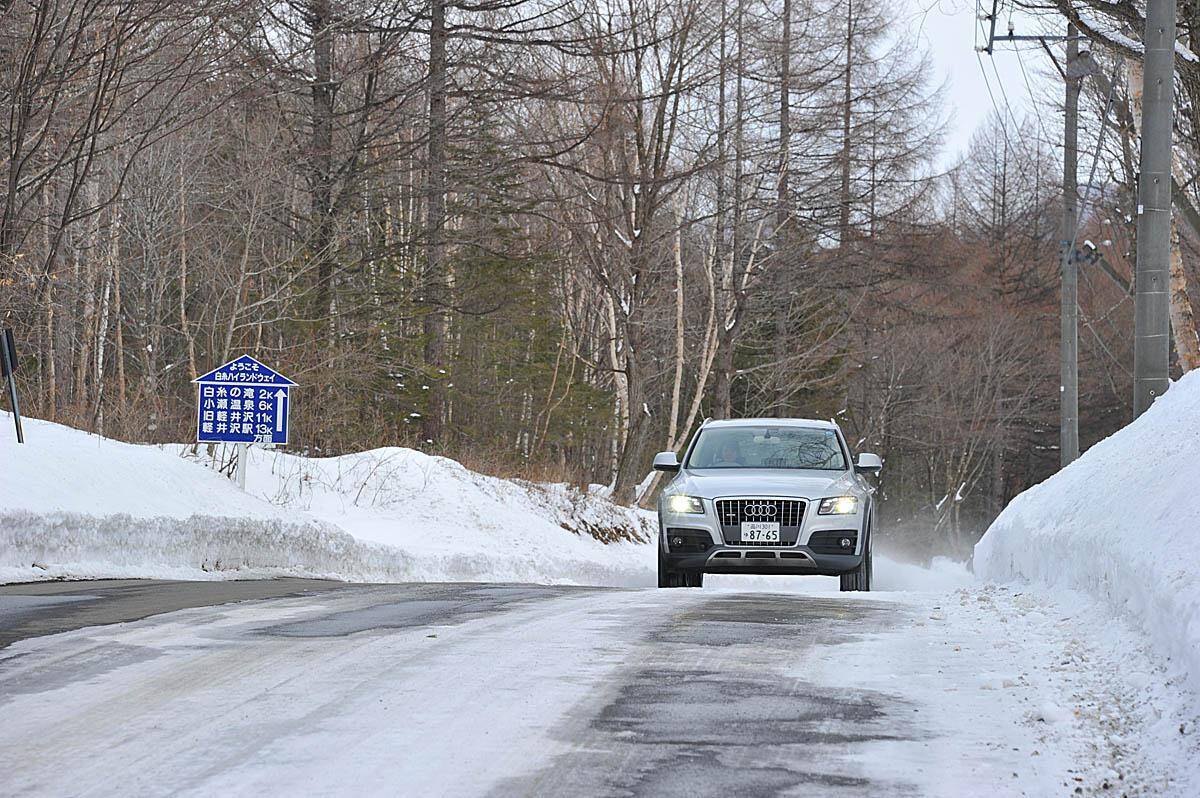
[740,522,780,543]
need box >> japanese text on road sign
[193,355,296,445]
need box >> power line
[977,11,1127,264]
[975,2,1051,156]
[989,53,1028,137]
[975,51,1016,155]
[976,5,1091,467]
[1063,58,1123,281]
[1015,45,1055,155]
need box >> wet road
[0,580,1074,797]
[0,579,348,649]
[496,593,902,797]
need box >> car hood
[672,468,857,500]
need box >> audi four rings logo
[743,503,777,517]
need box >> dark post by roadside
[1,327,24,443]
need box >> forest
[3,0,1197,558]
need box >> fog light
[839,537,852,549]
[671,536,684,547]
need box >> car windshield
[686,426,847,471]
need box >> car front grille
[715,499,805,547]
[716,499,805,528]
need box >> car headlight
[818,496,858,515]
[665,494,705,514]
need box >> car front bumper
[658,494,867,575]
[661,545,863,576]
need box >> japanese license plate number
[740,522,781,543]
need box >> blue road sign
[193,355,297,445]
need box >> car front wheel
[658,547,704,588]
[839,539,872,592]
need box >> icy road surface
[0,580,1185,797]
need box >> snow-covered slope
[1,412,969,590]
[1,415,286,520]
[0,413,654,585]
[976,371,1200,694]
[190,443,658,586]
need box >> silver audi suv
[653,418,882,591]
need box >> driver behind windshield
[712,443,742,467]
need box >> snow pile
[188,444,657,586]
[0,413,409,583]
[0,415,284,521]
[2,412,971,592]
[0,413,654,585]
[1,511,415,584]
[976,370,1200,694]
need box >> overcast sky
[901,0,1059,169]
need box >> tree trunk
[74,176,101,411]
[110,194,126,408]
[606,291,630,455]
[613,346,650,505]
[638,220,688,508]
[773,0,792,412]
[422,0,449,445]
[838,0,855,245]
[178,162,198,382]
[310,0,336,324]
[668,221,685,445]
[41,175,57,419]
[712,5,731,419]
[778,0,791,235]
[1168,218,1200,370]
[222,192,259,363]
[93,207,115,433]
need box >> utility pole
[1133,0,1176,416]
[1060,23,1080,466]
[983,9,1083,467]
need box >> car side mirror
[652,451,681,472]
[855,452,883,473]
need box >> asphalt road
[0,578,349,649]
[0,579,1106,797]
[495,592,901,798]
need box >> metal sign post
[1,328,23,444]
[235,443,249,490]
[193,355,297,488]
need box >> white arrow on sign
[275,389,287,432]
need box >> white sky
[901,0,1060,170]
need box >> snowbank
[0,415,285,520]
[0,414,411,583]
[1,412,968,591]
[0,511,416,584]
[976,371,1200,693]
[0,413,655,586]
[179,443,659,586]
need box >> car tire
[658,547,704,589]
[658,546,681,588]
[840,532,872,592]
